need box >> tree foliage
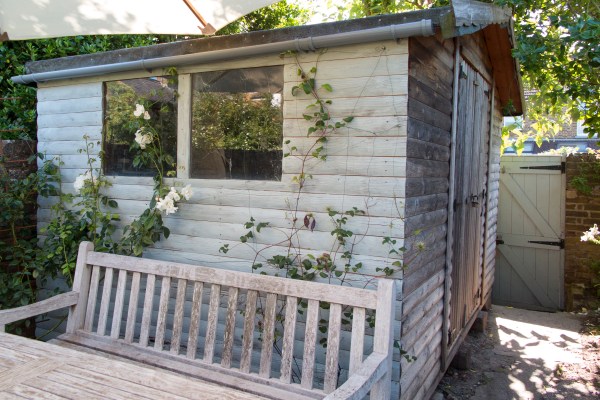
[219,0,309,34]
[498,0,599,143]
[315,0,599,145]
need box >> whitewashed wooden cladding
[35,40,409,398]
[36,40,409,267]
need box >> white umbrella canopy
[0,0,280,41]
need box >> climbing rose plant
[118,103,193,255]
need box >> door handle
[470,194,480,207]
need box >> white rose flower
[134,129,152,149]
[73,171,97,193]
[134,103,145,117]
[167,187,181,202]
[73,174,86,192]
[180,184,193,201]
[156,196,178,215]
[143,111,151,120]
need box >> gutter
[12,20,434,85]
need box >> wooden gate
[493,155,565,311]
[448,60,490,351]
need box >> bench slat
[280,296,298,383]
[124,272,141,343]
[83,265,101,332]
[186,282,204,359]
[301,299,320,389]
[139,274,156,347]
[221,287,239,368]
[154,276,172,350]
[259,292,277,378]
[97,267,114,336]
[239,289,257,373]
[170,279,187,355]
[110,269,128,339]
[204,284,221,364]
[87,252,378,309]
[324,303,342,393]
[349,307,366,375]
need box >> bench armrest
[323,352,389,400]
[0,292,79,332]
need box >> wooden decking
[0,331,266,399]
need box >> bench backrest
[66,242,395,398]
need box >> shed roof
[16,0,522,114]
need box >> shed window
[104,76,178,176]
[190,66,283,180]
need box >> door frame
[442,44,494,368]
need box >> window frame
[175,58,286,185]
[102,75,179,178]
[101,56,287,190]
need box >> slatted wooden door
[493,155,565,311]
[448,60,491,351]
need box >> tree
[219,1,309,34]
[309,0,599,148]
[497,0,599,149]
[0,35,179,140]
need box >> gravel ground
[435,306,600,400]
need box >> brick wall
[565,154,600,310]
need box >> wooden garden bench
[0,242,395,400]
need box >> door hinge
[528,239,564,249]
[520,162,566,173]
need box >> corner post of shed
[66,241,94,333]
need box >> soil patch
[436,306,600,399]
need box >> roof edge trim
[12,20,434,85]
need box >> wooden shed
[17,0,523,398]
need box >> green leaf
[321,83,333,92]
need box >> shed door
[448,61,490,349]
[493,155,565,311]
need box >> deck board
[0,332,266,400]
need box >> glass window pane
[104,77,177,176]
[191,66,283,180]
